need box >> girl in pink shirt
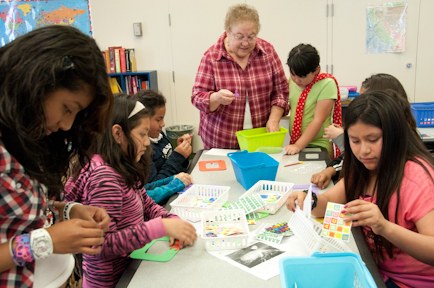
[65,94,197,288]
[287,91,434,288]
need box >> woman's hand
[69,204,110,232]
[162,218,197,248]
[47,219,105,255]
[284,144,301,155]
[286,190,308,212]
[323,124,344,140]
[311,167,336,189]
[175,172,192,186]
[210,89,235,108]
[266,119,280,132]
[343,199,389,235]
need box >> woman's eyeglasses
[230,32,257,43]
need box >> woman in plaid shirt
[192,4,289,149]
[0,26,112,287]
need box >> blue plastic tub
[227,151,278,190]
[280,252,376,288]
[411,102,434,127]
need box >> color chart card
[321,202,352,241]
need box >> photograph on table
[228,242,284,268]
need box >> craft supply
[321,202,352,241]
[264,222,293,236]
[256,232,284,244]
[240,181,294,214]
[234,90,240,97]
[225,194,265,214]
[198,159,227,171]
[201,209,249,251]
[130,236,179,262]
[284,161,303,167]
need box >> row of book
[102,46,137,74]
[109,76,149,95]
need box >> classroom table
[117,149,385,288]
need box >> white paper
[204,148,238,156]
[303,184,312,218]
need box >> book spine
[119,48,127,73]
[108,47,116,73]
[114,48,121,73]
[129,49,137,72]
[125,49,131,72]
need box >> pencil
[284,161,303,167]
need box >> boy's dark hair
[98,94,151,188]
[136,90,166,116]
[343,91,433,261]
[0,25,113,197]
[286,43,320,77]
[361,73,417,131]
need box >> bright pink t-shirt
[362,159,434,288]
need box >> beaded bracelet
[63,201,82,220]
[10,234,34,266]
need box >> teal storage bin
[227,151,278,190]
[280,252,376,288]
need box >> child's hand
[311,167,336,189]
[323,124,344,140]
[343,199,389,235]
[177,133,192,145]
[162,218,197,247]
[285,144,301,155]
[175,140,192,158]
[286,191,308,212]
[47,219,105,255]
[175,172,192,186]
[69,204,110,232]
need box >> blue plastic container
[280,252,376,288]
[227,150,278,190]
[411,102,434,127]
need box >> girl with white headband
[64,94,197,288]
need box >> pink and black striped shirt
[64,154,177,288]
[192,32,289,149]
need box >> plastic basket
[170,184,230,222]
[240,181,294,214]
[236,127,288,152]
[201,209,249,251]
[288,208,352,253]
[227,151,279,190]
[411,102,434,127]
[280,252,376,288]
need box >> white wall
[90,0,434,151]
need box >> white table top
[123,150,364,288]
[418,127,434,142]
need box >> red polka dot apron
[290,73,342,158]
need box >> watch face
[34,238,50,257]
[31,231,53,259]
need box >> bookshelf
[108,70,158,94]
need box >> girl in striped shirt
[65,94,197,288]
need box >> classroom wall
[89,0,434,151]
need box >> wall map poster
[0,0,92,46]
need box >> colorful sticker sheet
[255,222,294,245]
[321,202,352,241]
[225,194,264,214]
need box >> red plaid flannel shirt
[0,143,45,287]
[192,33,289,149]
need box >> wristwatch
[30,228,53,260]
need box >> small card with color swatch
[321,202,352,241]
